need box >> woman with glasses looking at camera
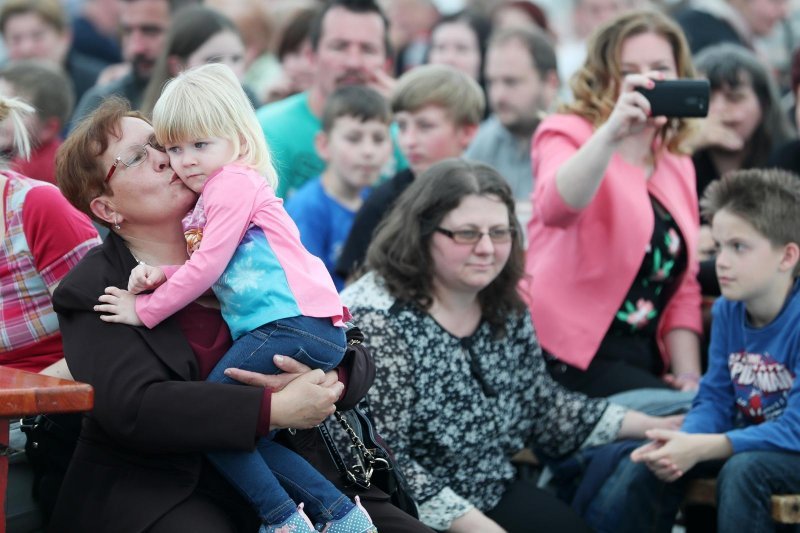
[341,158,681,533]
[523,10,703,410]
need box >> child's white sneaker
[320,496,378,533]
[260,502,316,533]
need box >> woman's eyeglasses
[435,227,516,245]
[105,135,164,182]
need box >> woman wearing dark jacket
[49,98,424,532]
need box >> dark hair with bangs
[278,6,318,61]
[140,5,241,116]
[695,43,793,167]
[321,86,391,132]
[365,159,526,335]
[701,168,800,277]
[428,10,492,87]
[56,97,148,227]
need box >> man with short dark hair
[256,0,406,199]
[69,0,195,130]
[466,27,559,200]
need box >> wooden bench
[0,366,93,533]
[686,478,800,524]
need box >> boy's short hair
[0,0,67,34]
[0,60,74,126]
[321,86,391,133]
[701,169,800,274]
[391,64,485,127]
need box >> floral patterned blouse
[341,272,628,530]
[611,197,687,338]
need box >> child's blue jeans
[206,315,349,525]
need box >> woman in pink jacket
[523,10,703,407]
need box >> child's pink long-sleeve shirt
[135,164,345,339]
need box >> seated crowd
[1,0,799,532]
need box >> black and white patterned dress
[342,273,628,530]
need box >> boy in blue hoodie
[591,169,800,533]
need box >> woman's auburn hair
[365,159,526,336]
[562,9,697,154]
[56,97,147,227]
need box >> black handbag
[312,328,418,518]
[19,412,83,519]
[277,325,419,518]
[318,397,419,519]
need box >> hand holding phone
[635,79,710,118]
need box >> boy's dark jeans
[587,450,800,533]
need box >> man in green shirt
[256,0,406,198]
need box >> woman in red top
[0,94,100,521]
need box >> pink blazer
[521,114,702,371]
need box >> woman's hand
[223,355,339,392]
[554,72,670,209]
[449,508,506,533]
[685,113,744,154]
[602,73,668,143]
[95,286,144,326]
[128,264,167,294]
[267,369,344,429]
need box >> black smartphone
[635,79,710,118]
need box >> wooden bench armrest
[685,478,800,524]
[772,495,800,524]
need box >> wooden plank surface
[0,366,93,417]
[772,495,800,524]
[686,478,800,524]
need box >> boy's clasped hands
[631,430,733,482]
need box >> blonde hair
[0,96,34,161]
[152,63,277,187]
[562,10,696,154]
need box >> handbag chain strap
[316,332,380,488]
[340,334,378,467]
[333,410,378,465]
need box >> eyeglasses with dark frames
[105,135,164,182]
[435,227,516,245]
